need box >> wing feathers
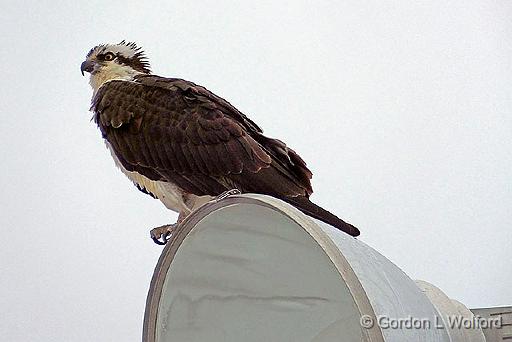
[92,76,313,198]
[224,140,244,173]
[91,76,359,236]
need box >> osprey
[81,41,360,244]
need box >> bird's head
[81,41,151,92]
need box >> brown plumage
[83,42,359,241]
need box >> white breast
[105,142,189,213]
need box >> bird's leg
[215,189,241,201]
[150,212,188,245]
[150,190,240,245]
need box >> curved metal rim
[142,194,384,342]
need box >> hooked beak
[80,60,95,76]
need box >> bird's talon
[152,235,169,245]
[150,224,177,245]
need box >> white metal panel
[144,194,468,341]
[155,203,364,342]
[318,221,450,342]
[416,280,486,342]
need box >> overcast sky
[1,1,511,341]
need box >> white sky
[1,1,511,341]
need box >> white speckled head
[81,41,151,93]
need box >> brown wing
[91,75,313,198]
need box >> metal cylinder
[143,194,474,341]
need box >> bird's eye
[103,52,115,61]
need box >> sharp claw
[163,231,171,242]
[152,236,168,245]
[151,230,171,245]
[150,224,176,245]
